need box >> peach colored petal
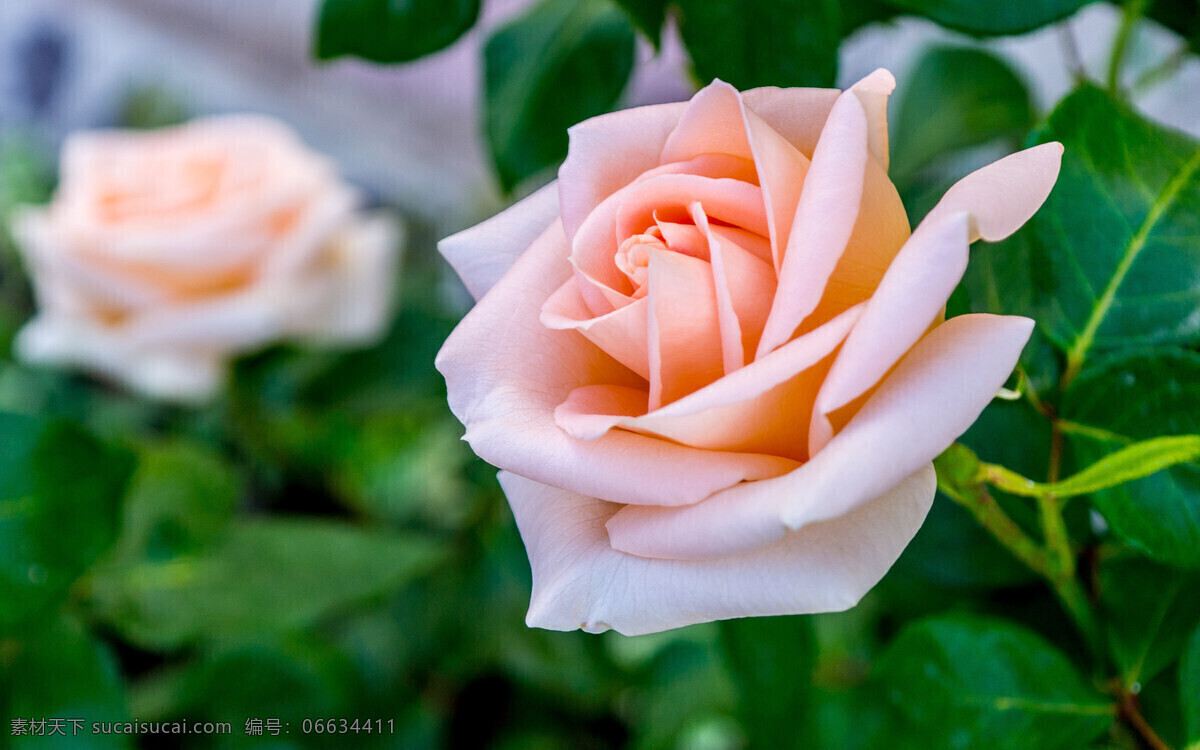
[740,86,841,158]
[849,69,895,171]
[502,467,934,635]
[793,155,909,334]
[921,143,1065,243]
[660,80,812,269]
[555,384,648,440]
[607,314,1033,560]
[660,81,753,163]
[554,304,860,459]
[541,277,651,380]
[647,248,724,409]
[808,212,971,455]
[436,221,796,507]
[558,101,688,242]
[440,181,560,301]
[755,90,869,356]
[688,203,777,372]
[615,174,768,242]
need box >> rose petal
[755,90,868,356]
[740,87,841,158]
[558,102,688,243]
[437,222,796,507]
[503,466,934,635]
[16,314,223,402]
[555,304,861,460]
[439,181,560,301]
[647,247,725,409]
[541,277,651,380]
[615,174,769,242]
[606,314,1033,559]
[849,69,895,171]
[921,142,1065,243]
[660,81,812,268]
[808,212,971,455]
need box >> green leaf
[86,519,447,649]
[890,45,1033,184]
[1025,86,1200,378]
[1183,624,1200,748]
[885,0,1095,35]
[675,0,841,89]
[1,614,131,749]
[612,0,668,45]
[720,616,816,745]
[987,435,1200,500]
[1098,554,1200,689]
[875,615,1114,749]
[1062,349,1200,567]
[314,0,481,63]
[109,441,240,564]
[485,0,636,192]
[0,413,133,627]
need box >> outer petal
[503,466,934,635]
[740,86,840,158]
[558,102,688,243]
[607,314,1033,560]
[436,222,796,508]
[849,69,895,171]
[16,315,223,402]
[755,90,868,356]
[921,142,1064,243]
[439,181,560,301]
[286,211,402,343]
[808,212,970,454]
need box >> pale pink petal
[808,212,971,455]
[555,384,648,440]
[740,87,841,158]
[541,277,651,380]
[16,314,223,402]
[660,80,812,269]
[607,314,1032,559]
[437,222,795,507]
[559,102,688,242]
[849,69,895,171]
[503,467,934,635]
[555,304,860,460]
[647,248,724,409]
[921,143,1064,243]
[755,91,869,356]
[439,181,560,301]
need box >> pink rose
[13,115,400,401]
[437,70,1061,635]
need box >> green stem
[937,476,1051,577]
[938,445,1104,658]
[1106,0,1148,96]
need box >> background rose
[438,69,1062,636]
[11,115,400,401]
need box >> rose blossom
[12,115,400,401]
[437,69,1061,635]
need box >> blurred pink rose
[12,115,400,400]
[437,69,1062,635]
